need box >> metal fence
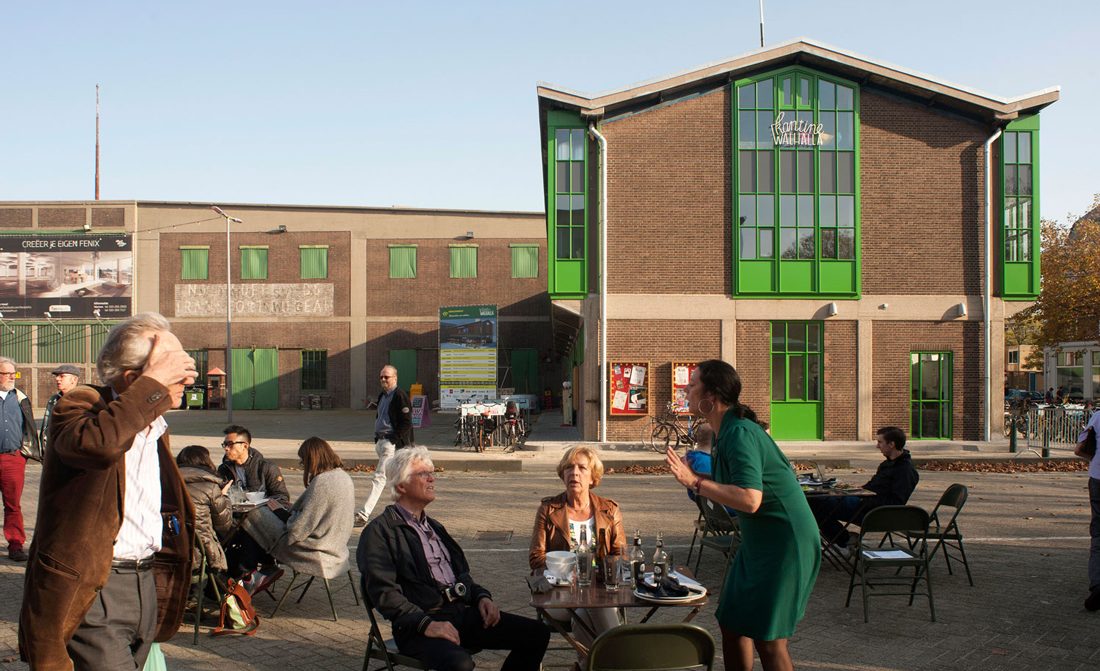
[1007,405,1092,456]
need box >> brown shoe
[8,546,28,562]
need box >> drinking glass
[577,553,593,587]
[604,557,622,591]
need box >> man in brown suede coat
[19,313,196,670]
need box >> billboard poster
[0,234,132,319]
[438,304,498,409]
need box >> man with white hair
[19,312,196,670]
[0,356,39,562]
[358,446,549,671]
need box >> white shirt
[1083,412,1100,480]
[113,415,166,560]
[568,516,595,548]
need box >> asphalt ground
[1,460,1098,670]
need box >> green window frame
[1000,116,1040,299]
[449,245,478,279]
[910,352,953,439]
[770,321,823,402]
[186,349,208,385]
[38,323,85,364]
[180,246,209,280]
[733,67,860,297]
[510,244,539,278]
[546,110,588,299]
[299,245,328,279]
[301,349,327,390]
[240,246,268,280]
[389,245,418,279]
[0,324,33,363]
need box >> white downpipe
[589,123,608,444]
[983,128,1002,442]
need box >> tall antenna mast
[756,0,765,47]
[94,84,101,198]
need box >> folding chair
[912,483,974,586]
[685,499,706,568]
[188,536,222,644]
[362,589,428,671]
[845,505,935,623]
[585,623,715,671]
[269,566,360,622]
[692,495,741,582]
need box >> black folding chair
[909,483,974,586]
[361,589,429,671]
[692,495,741,583]
[586,623,715,671]
[845,505,935,623]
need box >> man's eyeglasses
[0,372,17,377]
[222,440,247,448]
[380,375,394,380]
[410,470,434,480]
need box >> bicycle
[642,402,705,453]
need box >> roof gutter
[589,123,608,444]
[983,127,1003,442]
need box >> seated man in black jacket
[217,424,290,505]
[358,446,549,671]
[809,426,919,550]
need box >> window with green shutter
[510,245,539,278]
[180,246,209,280]
[301,349,327,390]
[546,111,588,299]
[90,322,116,361]
[1000,116,1041,299]
[299,246,328,279]
[38,323,86,364]
[449,246,478,279]
[0,324,33,363]
[240,246,268,280]
[389,245,418,279]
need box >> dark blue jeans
[1089,478,1100,592]
[808,495,868,547]
[395,600,550,671]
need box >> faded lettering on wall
[175,283,333,317]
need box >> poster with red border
[609,361,649,416]
[671,362,698,415]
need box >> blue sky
[2,1,1096,223]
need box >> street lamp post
[211,206,242,423]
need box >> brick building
[0,200,554,410]
[536,39,1059,441]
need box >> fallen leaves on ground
[919,460,1087,473]
[606,464,671,475]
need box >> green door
[910,352,953,439]
[388,349,417,394]
[510,348,538,394]
[231,347,279,410]
[769,321,823,440]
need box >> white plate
[542,570,573,588]
[640,571,705,591]
[633,584,706,603]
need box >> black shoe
[8,546,28,562]
[1086,589,1100,612]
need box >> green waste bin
[186,388,205,409]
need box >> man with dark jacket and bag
[356,364,414,525]
[0,356,40,562]
[359,446,549,671]
[18,312,195,670]
[217,424,291,505]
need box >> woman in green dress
[667,360,819,671]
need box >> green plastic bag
[143,643,167,671]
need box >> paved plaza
[0,458,1098,670]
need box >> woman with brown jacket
[176,445,235,574]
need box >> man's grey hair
[96,312,173,386]
[0,356,14,370]
[385,445,433,501]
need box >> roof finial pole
[759,0,765,48]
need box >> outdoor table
[529,569,707,657]
[802,483,876,573]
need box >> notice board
[671,362,698,415]
[609,361,649,416]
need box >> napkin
[526,574,553,594]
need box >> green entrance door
[231,347,279,410]
[910,352,953,439]
[769,321,823,440]
[388,349,417,394]
[510,348,538,394]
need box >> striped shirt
[113,415,167,561]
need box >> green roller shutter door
[231,347,279,410]
[388,349,417,394]
[510,348,538,394]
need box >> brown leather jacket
[529,491,626,571]
[18,377,194,671]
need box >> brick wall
[159,231,351,317]
[823,320,858,440]
[734,321,771,428]
[366,238,549,318]
[872,321,983,441]
[604,319,721,441]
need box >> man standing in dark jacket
[217,425,290,505]
[356,364,414,524]
[810,426,919,549]
[39,364,80,459]
[358,446,548,670]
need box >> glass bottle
[576,525,593,587]
[629,530,646,587]
[652,531,668,583]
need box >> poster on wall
[438,304,498,410]
[0,234,132,319]
[609,361,649,416]
[671,362,698,415]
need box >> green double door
[769,321,823,440]
[231,347,279,410]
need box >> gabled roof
[537,38,1059,122]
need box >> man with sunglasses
[356,364,414,525]
[217,424,290,506]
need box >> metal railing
[1006,405,1092,457]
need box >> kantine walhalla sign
[771,111,825,147]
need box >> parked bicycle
[642,402,705,453]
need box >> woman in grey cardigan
[272,437,356,579]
